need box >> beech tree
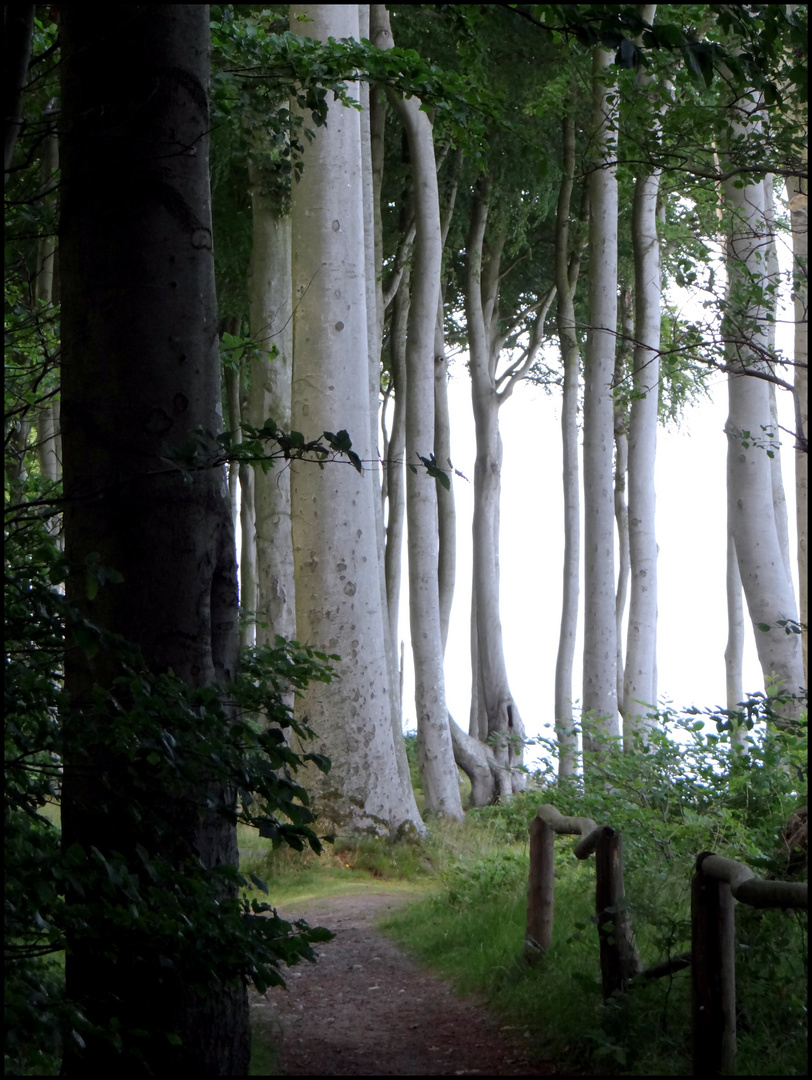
[288,3,422,836]
[373,4,463,819]
[59,7,248,1070]
[582,44,621,751]
[722,129,804,705]
[623,2,664,742]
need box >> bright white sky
[397,215,801,773]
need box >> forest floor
[249,887,571,1076]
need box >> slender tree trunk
[786,174,807,684]
[465,181,527,799]
[59,7,248,1071]
[35,106,62,503]
[434,296,456,651]
[246,159,296,648]
[384,251,410,656]
[375,5,463,819]
[614,290,631,719]
[363,6,415,809]
[624,38,662,740]
[582,46,620,752]
[238,362,257,648]
[554,113,584,779]
[289,3,423,836]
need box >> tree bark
[375,5,463,819]
[723,144,804,703]
[624,27,662,741]
[786,173,807,685]
[59,6,248,1071]
[583,46,620,753]
[247,158,296,648]
[614,290,631,720]
[554,113,585,779]
[289,3,423,836]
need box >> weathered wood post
[525,815,555,962]
[525,806,599,964]
[692,853,737,1076]
[595,828,641,998]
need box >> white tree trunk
[247,161,296,647]
[376,5,462,820]
[624,81,662,741]
[723,153,804,703]
[553,113,583,779]
[786,174,807,684]
[582,46,620,750]
[614,292,631,719]
[289,3,423,836]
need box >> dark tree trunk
[59,6,248,1073]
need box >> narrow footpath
[250,889,566,1076]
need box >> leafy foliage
[4,516,339,1073]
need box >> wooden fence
[525,804,808,1076]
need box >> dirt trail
[250,888,563,1076]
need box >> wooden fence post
[692,854,737,1076]
[595,829,641,998]
[525,815,555,962]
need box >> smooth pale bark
[724,531,746,748]
[434,297,456,651]
[59,7,248,1071]
[464,175,556,797]
[247,161,296,647]
[362,7,414,809]
[435,163,460,653]
[723,150,804,703]
[786,175,807,684]
[383,248,410,655]
[582,46,620,750]
[375,5,462,820]
[289,4,422,836]
[763,182,793,592]
[554,113,585,779]
[624,43,662,740]
[614,292,631,718]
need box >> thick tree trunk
[59,7,248,1072]
[582,46,620,752]
[247,159,296,647]
[289,4,423,836]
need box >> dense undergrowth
[241,714,807,1076]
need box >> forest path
[249,887,566,1076]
